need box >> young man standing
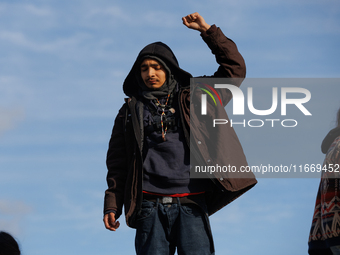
[103,12,257,255]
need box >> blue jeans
[331,245,340,255]
[135,198,214,255]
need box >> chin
[147,85,162,90]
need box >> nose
[148,67,155,77]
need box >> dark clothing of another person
[308,127,340,255]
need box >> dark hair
[0,231,20,255]
[337,108,340,127]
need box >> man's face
[140,58,167,89]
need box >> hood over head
[123,42,192,98]
[321,126,340,154]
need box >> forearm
[104,165,127,218]
[201,25,246,78]
[104,105,129,218]
[182,12,245,78]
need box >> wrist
[199,23,211,33]
[105,209,117,216]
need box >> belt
[143,193,205,205]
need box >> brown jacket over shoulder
[104,25,257,228]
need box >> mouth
[147,79,158,85]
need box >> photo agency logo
[197,82,223,114]
[195,78,312,128]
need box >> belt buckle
[162,196,173,204]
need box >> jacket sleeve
[200,24,246,105]
[104,103,129,219]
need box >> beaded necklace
[154,93,170,141]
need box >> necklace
[154,93,170,141]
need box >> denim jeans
[331,245,340,255]
[135,198,214,255]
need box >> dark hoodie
[123,41,192,98]
[123,41,206,195]
[321,126,340,154]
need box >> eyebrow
[140,63,162,69]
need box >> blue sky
[0,1,339,255]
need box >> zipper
[178,89,226,192]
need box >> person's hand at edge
[103,212,120,231]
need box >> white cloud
[141,11,178,28]
[0,31,28,47]
[0,199,32,215]
[24,4,52,17]
[87,5,178,28]
[0,3,51,17]
[0,108,24,136]
[27,192,107,233]
[0,199,32,236]
[0,30,90,53]
[88,5,128,20]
